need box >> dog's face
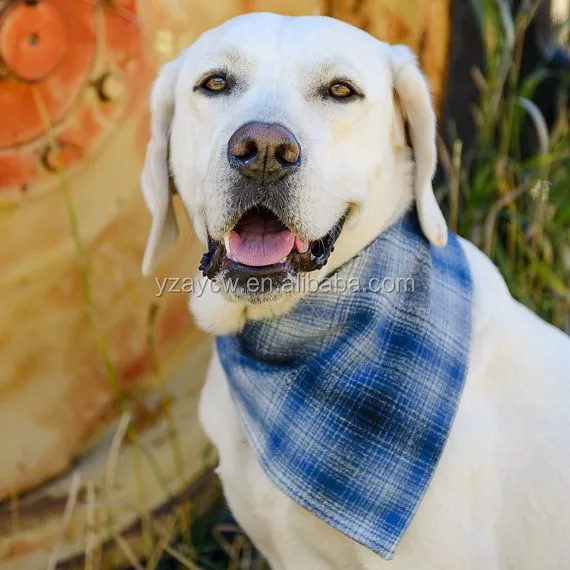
[141,13,447,305]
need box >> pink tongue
[228,215,295,267]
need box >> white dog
[141,13,570,570]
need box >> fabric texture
[216,211,473,559]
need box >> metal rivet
[93,71,124,102]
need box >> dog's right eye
[199,74,229,93]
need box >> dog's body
[140,13,570,569]
[200,239,570,570]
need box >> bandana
[216,212,473,559]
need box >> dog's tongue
[228,212,299,267]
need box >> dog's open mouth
[226,208,309,267]
[199,206,345,282]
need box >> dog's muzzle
[196,121,347,297]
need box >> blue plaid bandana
[216,212,473,559]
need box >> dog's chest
[198,350,498,570]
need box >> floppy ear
[141,57,183,276]
[390,45,448,247]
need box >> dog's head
[141,13,447,307]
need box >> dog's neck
[190,149,415,336]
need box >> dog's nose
[228,122,301,185]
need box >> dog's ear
[141,57,183,276]
[390,45,448,247]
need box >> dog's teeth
[224,235,231,256]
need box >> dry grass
[439,0,570,332]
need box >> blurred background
[0,0,568,568]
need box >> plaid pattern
[216,212,473,559]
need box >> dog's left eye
[328,82,357,99]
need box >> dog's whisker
[299,296,322,320]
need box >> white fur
[141,13,570,569]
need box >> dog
[140,13,570,570]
